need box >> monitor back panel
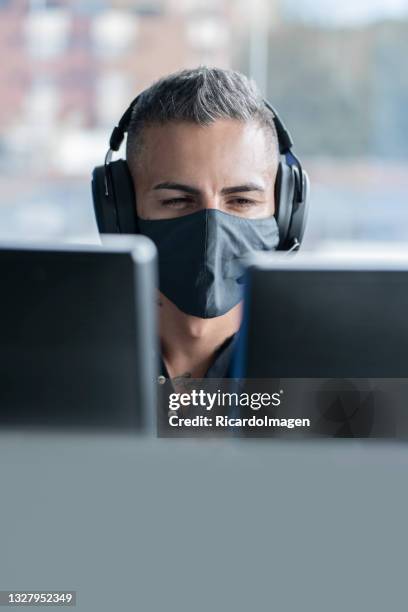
[0,246,157,430]
[243,268,408,378]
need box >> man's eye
[228,198,257,207]
[161,198,193,208]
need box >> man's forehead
[131,118,277,181]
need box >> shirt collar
[159,332,238,380]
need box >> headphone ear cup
[109,160,138,234]
[286,168,310,248]
[274,158,295,249]
[91,160,138,234]
[92,164,120,233]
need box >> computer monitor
[237,254,408,378]
[0,236,158,431]
[232,254,408,437]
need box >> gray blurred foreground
[0,433,406,610]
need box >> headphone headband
[263,101,293,153]
[109,94,140,151]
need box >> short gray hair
[126,66,279,165]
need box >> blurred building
[0,0,407,245]
[0,0,239,175]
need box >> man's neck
[158,293,242,379]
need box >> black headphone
[92,94,310,250]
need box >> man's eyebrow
[153,182,200,195]
[221,183,265,195]
[152,182,266,196]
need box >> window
[25,8,70,58]
[90,10,138,58]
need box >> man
[124,67,281,381]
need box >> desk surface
[0,433,406,611]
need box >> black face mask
[138,209,280,318]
